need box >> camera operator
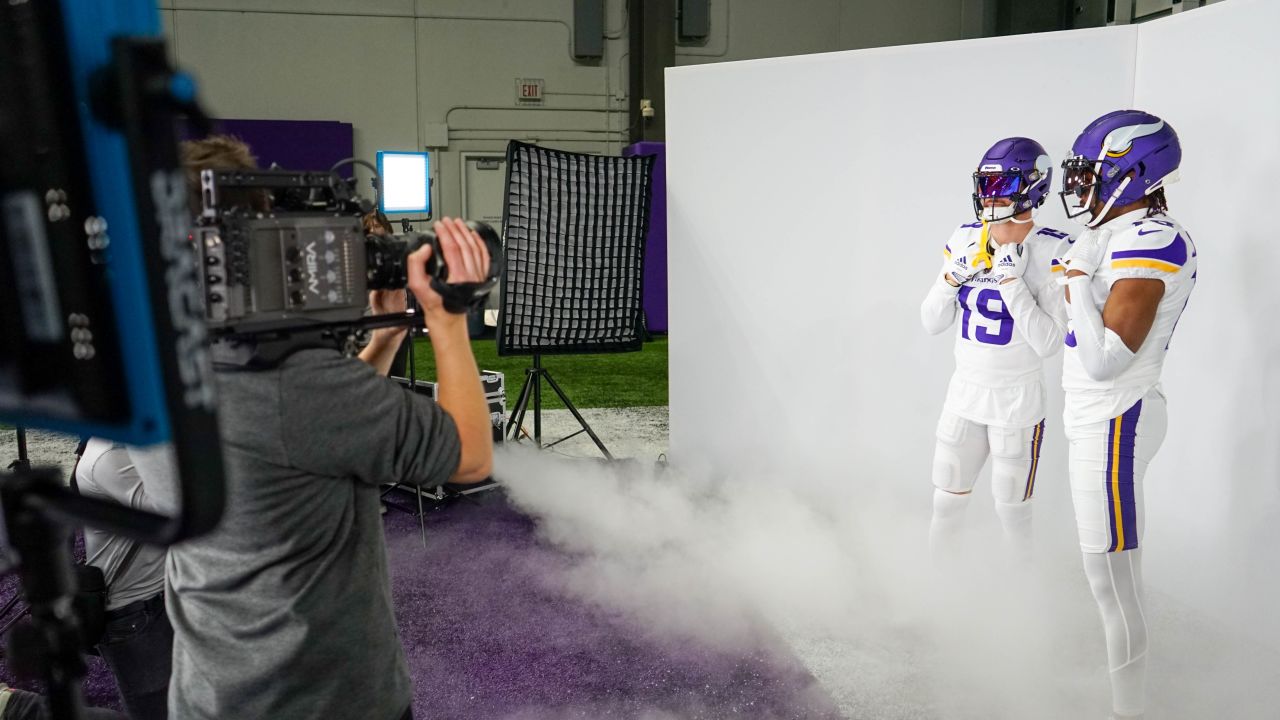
[360,210,414,378]
[147,137,494,720]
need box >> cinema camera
[194,167,503,355]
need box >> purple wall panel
[624,141,667,333]
[188,119,355,173]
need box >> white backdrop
[1128,0,1280,638]
[668,0,1279,644]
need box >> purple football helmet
[972,137,1052,223]
[1060,109,1181,226]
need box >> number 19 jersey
[925,221,1071,428]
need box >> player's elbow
[920,309,951,336]
[1080,356,1124,382]
[1031,340,1062,360]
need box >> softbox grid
[497,140,655,356]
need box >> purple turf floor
[1,489,839,719]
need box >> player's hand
[943,240,987,287]
[407,217,492,319]
[1062,227,1111,278]
[991,242,1026,285]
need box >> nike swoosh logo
[1137,228,1163,235]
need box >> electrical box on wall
[678,0,710,40]
[573,0,604,59]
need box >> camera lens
[364,221,502,293]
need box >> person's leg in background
[96,593,173,720]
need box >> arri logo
[151,170,216,411]
[304,242,320,295]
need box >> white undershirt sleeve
[1064,275,1137,381]
[921,271,960,335]
[999,276,1067,359]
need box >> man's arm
[1065,271,1164,380]
[407,219,493,483]
[1100,278,1165,351]
[358,290,409,376]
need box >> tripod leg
[506,368,536,442]
[416,486,426,548]
[542,370,613,460]
[533,356,543,447]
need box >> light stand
[506,354,613,459]
[495,140,655,459]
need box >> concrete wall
[156,0,979,220]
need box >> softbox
[497,140,655,356]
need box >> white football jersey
[1062,210,1198,426]
[923,221,1072,428]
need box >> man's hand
[369,288,407,317]
[1062,227,1111,278]
[407,217,492,325]
[991,242,1026,285]
[358,289,408,375]
[943,241,987,287]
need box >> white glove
[943,240,991,286]
[1061,227,1112,277]
[991,242,1026,284]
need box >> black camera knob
[288,268,304,283]
[290,290,306,306]
[285,246,301,263]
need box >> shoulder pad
[1033,226,1071,241]
[1108,219,1188,273]
[945,221,983,257]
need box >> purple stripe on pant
[1106,400,1143,552]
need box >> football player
[1057,110,1196,720]
[921,137,1072,558]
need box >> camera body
[194,168,500,343]
[196,213,367,333]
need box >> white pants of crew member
[1067,388,1167,719]
[929,410,1046,555]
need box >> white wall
[667,25,1135,479]
[667,0,1279,644]
[1128,0,1280,638]
[156,0,632,218]
[155,0,976,220]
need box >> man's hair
[1146,187,1168,217]
[180,135,268,214]
[362,210,394,236]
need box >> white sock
[994,499,1032,544]
[929,489,970,562]
[1083,549,1148,718]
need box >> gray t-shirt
[164,349,460,720]
[76,439,168,611]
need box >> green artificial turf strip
[406,336,668,409]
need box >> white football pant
[1068,389,1167,719]
[929,409,1046,557]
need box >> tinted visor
[973,172,1024,199]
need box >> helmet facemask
[1059,155,1132,228]
[972,170,1039,225]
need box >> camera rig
[195,168,502,367]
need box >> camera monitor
[377,151,430,215]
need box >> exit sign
[515,78,544,105]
